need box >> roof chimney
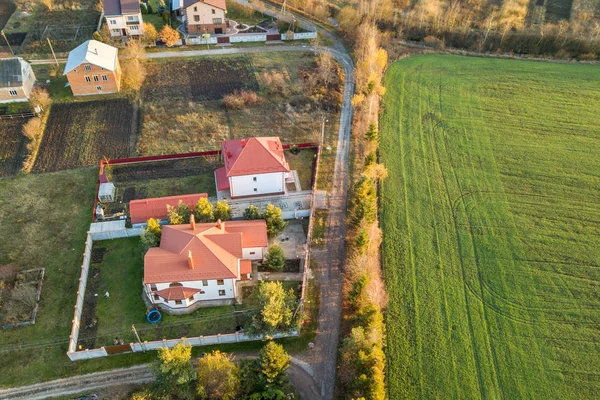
[188,250,194,269]
[241,138,246,147]
[217,219,224,230]
[190,214,196,230]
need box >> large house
[103,0,144,37]
[215,137,291,198]
[64,40,121,96]
[130,193,208,226]
[0,57,36,104]
[183,0,227,35]
[143,217,268,311]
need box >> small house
[129,193,209,226]
[64,40,121,96]
[143,217,268,311]
[0,57,36,104]
[103,0,144,37]
[183,0,227,35]
[215,137,290,198]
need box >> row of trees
[132,340,295,399]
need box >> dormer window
[212,9,215,14]
[194,6,197,11]
[169,282,183,287]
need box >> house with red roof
[129,193,208,226]
[144,216,267,311]
[215,137,291,199]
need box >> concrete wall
[230,172,285,198]
[88,220,143,240]
[231,34,267,43]
[68,234,94,353]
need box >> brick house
[103,0,144,37]
[63,40,121,96]
[184,0,227,35]
[143,217,267,311]
[0,57,36,104]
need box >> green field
[380,55,600,399]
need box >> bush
[167,201,191,225]
[214,200,232,221]
[160,25,179,47]
[246,281,297,336]
[141,2,148,14]
[141,218,162,252]
[364,151,376,167]
[222,90,262,109]
[352,177,377,225]
[265,244,285,271]
[355,228,369,255]
[262,204,287,238]
[243,205,261,220]
[143,22,159,46]
[194,197,214,222]
[365,123,379,142]
[147,3,154,13]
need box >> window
[212,8,215,14]
[72,69,77,73]
[9,90,17,96]
[112,29,120,34]
[85,76,91,82]
[175,300,183,305]
[130,25,138,31]
[217,279,224,285]
[188,296,194,301]
[169,282,183,287]
[194,15,200,22]
[127,15,137,21]
[153,295,160,301]
[218,290,226,296]
[150,284,157,291]
[253,177,257,182]
[102,74,108,81]
[254,188,257,192]
[213,18,222,24]
[109,19,116,25]
[101,67,105,70]
[202,280,208,286]
[93,75,99,82]
[194,6,197,11]
[85,64,91,71]
[96,86,102,91]
[250,251,255,255]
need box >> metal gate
[105,344,132,354]
[266,34,281,41]
[217,36,230,44]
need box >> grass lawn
[285,148,316,190]
[380,54,600,399]
[225,0,268,25]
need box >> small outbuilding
[0,57,36,104]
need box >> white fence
[183,31,316,47]
[68,224,144,355]
[283,32,317,40]
[68,331,298,361]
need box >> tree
[143,22,158,46]
[338,6,361,34]
[167,201,191,225]
[262,204,287,238]
[196,351,240,400]
[141,218,162,252]
[153,341,197,397]
[160,25,180,47]
[264,244,285,271]
[355,228,369,255]
[259,341,290,386]
[247,281,296,336]
[365,123,379,142]
[213,200,232,221]
[140,2,148,13]
[352,176,377,225]
[194,197,214,223]
[243,205,261,220]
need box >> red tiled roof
[144,220,267,284]
[215,167,230,191]
[155,286,200,301]
[240,260,252,275]
[130,193,208,224]
[222,137,290,177]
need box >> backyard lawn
[380,55,600,399]
[285,148,317,190]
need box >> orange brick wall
[66,60,121,96]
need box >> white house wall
[242,247,265,260]
[105,13,144,36]
[229,172,285,198]
[148,278,236,307]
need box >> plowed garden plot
[0,118,27,176]
[33,99,135,172]
[142,57,259,102]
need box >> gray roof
[0,58,25,88]
[104,0,140,15]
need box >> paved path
[0,355,318,400]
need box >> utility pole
[1,30,14,56]
[47,38,58,67]
[132,324,145,352]
[320,115,328,147]
[281,0,287,15]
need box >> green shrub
[265,244,286,271]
